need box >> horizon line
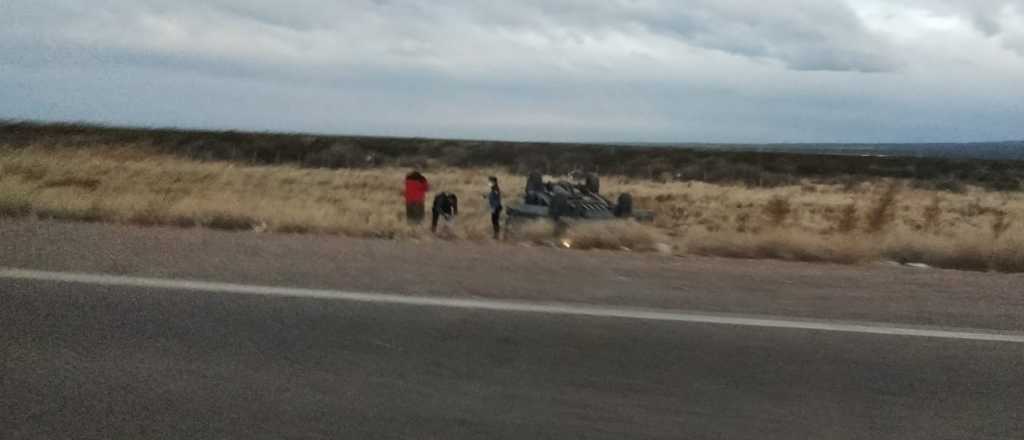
[3,118,1023,147]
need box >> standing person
[486,176,502,239]
[431,191,458,234]
[404,170,429,225]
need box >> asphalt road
[3,277,1022,439]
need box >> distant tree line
[2,121,1022,191]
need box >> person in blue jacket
[486,176,502,239]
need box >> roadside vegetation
[2,144,1022,272]
[4,121,1024,192]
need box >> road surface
[2,220,1023,439]
[3,270,1023,439]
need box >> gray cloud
[883,0,1024,54]
[0,0,1022,142]
[609,0,899,72]
[1,0,900,73]
[894,0,1022,33]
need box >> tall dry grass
[2,145,1023,272]
[0,146,522,241]
[592,174,1024,271]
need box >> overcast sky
[2,1,1022,143]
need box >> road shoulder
[3,219,1022,330]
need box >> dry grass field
[3,145,1023,272]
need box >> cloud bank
[1,0,1022,142]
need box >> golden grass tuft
[563,220,669,251]
[763,195,792,227]
[865,182,900,232]
[508,219,558,244]
[0,187,33,218]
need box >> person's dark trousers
[491,207,502,239]
[431,208,440,232]
[407,202,425,225]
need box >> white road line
[2,267,1023,343]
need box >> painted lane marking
[2,267,1023,343]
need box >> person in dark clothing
[431,192,459,234]
[404,171,429,225]
[486,176,502,239]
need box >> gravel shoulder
[3,219,1022,331]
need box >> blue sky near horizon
[2,0,1023,143]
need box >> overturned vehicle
[506,172,654,224]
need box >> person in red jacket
[404,170,429,225]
